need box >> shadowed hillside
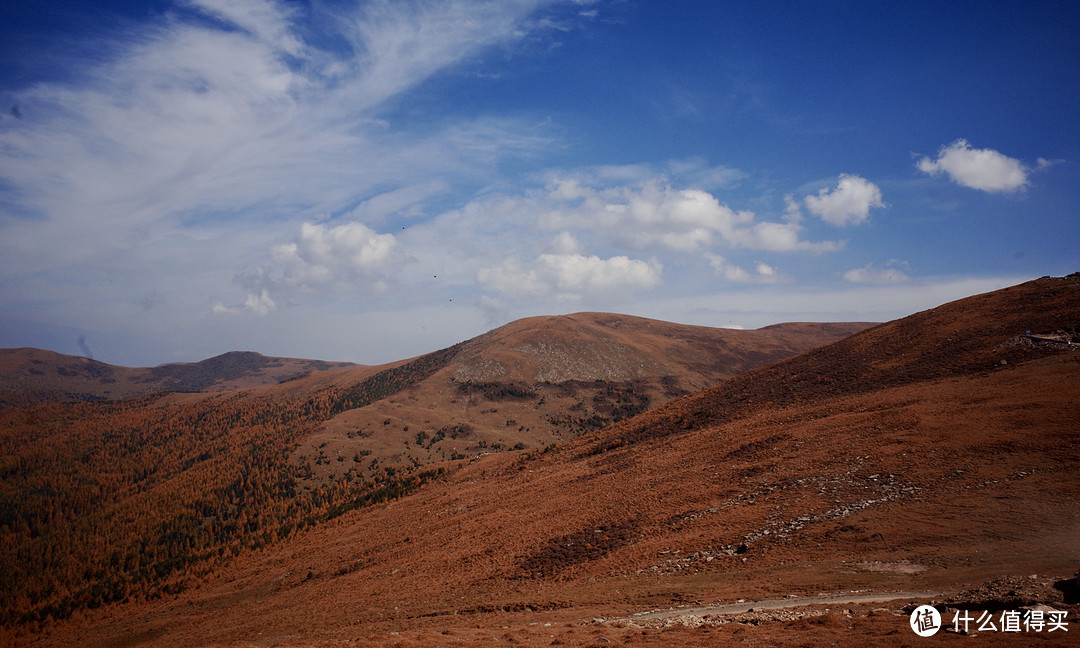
[13,276,1076,648]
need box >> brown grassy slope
[0,345,468,629]
[0,314,866,630]
[0,349,357,406]
[292,314,872,481]
[446,313,870,387]
[582,275,1080,453]
[33,276,1080,648]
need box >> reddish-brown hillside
[291,314,872,481]
[0,313,868,635]
[0,349,357,406]
[583,275,1080,453]
[22,276,1078,648]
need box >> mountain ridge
[0,348,359,406]
[0,315,874,409]
[0,312,873,633]
[18,276,1076,647]
[579,275,1080,455]
[280,313,874,481]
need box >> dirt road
[611,590,949,623]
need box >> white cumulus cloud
[478,253,662,301]
[707,255,787,283]
[804,174,884,226]
[225,220,399,314]
[538,176,842,253]
[475,258,548,298]
[917,139,1029,192]
[541,253,662,293]
[842,264,910,284]
[272,221,397,278]
[244,289,278,315]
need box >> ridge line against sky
[0,0,1077,366]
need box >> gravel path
[626,590,949,620]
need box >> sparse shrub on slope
[516,520,638,579]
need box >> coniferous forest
[0,343,463,626]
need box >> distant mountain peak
[0,348,355,406]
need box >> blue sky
[1,0,1078,367]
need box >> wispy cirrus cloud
[0,0,585,335]
[0,0,574,270]
[184,0,303,55]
